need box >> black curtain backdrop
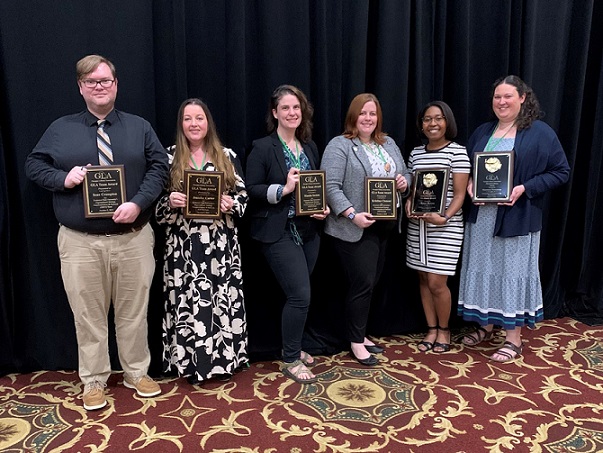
[1,0,601,375]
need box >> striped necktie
[97,120,113,165]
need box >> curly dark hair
[266,85,314,143]
[492,75,542,130]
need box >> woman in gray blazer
[321,93,411,366]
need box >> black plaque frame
[365,177,397,220]
[472,151,514,202]
[83,164,126,218]
[295,170,327,216]
[410,167,450,216]
[183,170,223,219]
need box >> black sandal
[462,326,493,346]
[418,326,438,352]
[433,326,451,353]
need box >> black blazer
[246,132,321,243]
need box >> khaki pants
[58,224,155,384]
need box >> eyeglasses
[81,79,115,89]
[422,115,446,124]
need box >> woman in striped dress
[405,101,470,352]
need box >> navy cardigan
[466,120,570,237]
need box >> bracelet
[441,213,450,222]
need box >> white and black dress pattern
[156,148,248,382]
[406,142,470,275]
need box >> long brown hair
[343,93,387,145]
[169,98,236,191]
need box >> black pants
[332,222,394,343]
[260,218,320,363]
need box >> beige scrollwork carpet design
[1,318,602,452]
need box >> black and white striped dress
[405,142,470,275]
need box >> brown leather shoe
[82,381,107,411]
[123,375,161,397]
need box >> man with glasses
[25,54,168,411]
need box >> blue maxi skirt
[457,204,544,329]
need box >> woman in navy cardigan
[246,85,329,384]
[458,75,570,362]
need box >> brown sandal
[300,351,315,367]
[282,360,318,384]
[490,341,523,363]
[462,326,493,346]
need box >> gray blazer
[320,135,412,242]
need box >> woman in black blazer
[246,85,329,384]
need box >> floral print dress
[156,148,248,381]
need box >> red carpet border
[1,317,602,452]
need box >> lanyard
[190,152,206,170]
[485,123,515,151]
[278,135,301,169]
[361,141,391,172]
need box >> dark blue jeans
[260,219,320,363]
[332,222,393,343]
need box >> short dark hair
[416,101,458,140]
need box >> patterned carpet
[1,317,602,452]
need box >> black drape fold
[0,127,14,374]
[0,0,601,374]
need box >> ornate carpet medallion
[0,400,70,451]
[545,427,603,452]
[574,340,603,370]
[0,417,30,450]
[300,366,418,425]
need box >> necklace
[485,122,515,151]
[278,135,301,168]
[189,151,206,170]
[361,141,391,172]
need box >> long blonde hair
[169,98,236,191]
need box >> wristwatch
[347,211,356,220]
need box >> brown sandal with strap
[462,326,494,346]
[300,351,315,367]
[490,341,523,362]
[282,360,318,384]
